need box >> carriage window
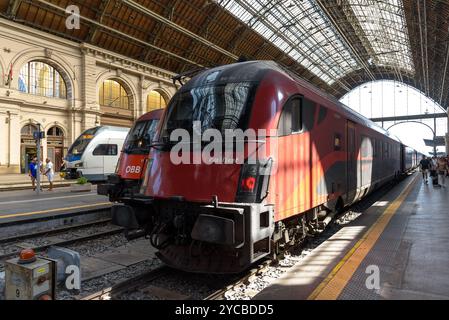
[278,97,302,136]
[361,136,373,158]
[93,144,118,156]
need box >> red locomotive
[111,61,419,273]
[98,109,163,209]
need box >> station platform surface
[255,172,449,300]
[0,186,111,224]
[0,173,77,191]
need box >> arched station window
[47,126,64,137]
[21,124,38,136]
[147,90,167,112]
[99,79,130,109]
[19,61,67,98]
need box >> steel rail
[0,226,123,262]
[80,265,171,300]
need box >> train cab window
[93,144,118,156]
[278,97,302,136]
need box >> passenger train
[65,126,130,182]
[111,61,420,273]
[98,109,163,210]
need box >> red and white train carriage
[111,61,420,273]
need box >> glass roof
[217,0,415,85]
[217,0,359,85]
[347,0,414,74]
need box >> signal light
[18,248,36,264]
[236,160,273,203]
[241,176,256,192]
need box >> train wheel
[335,198,344,215]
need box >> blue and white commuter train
[65,126,130,182]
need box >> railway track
[75,176,411,301]
[0,217,112,244]
[80,266,173,300]
[0,209,121,263]
[79,257,273,301]
[205,261,272,300]
[0,227,123,262]
[205,175,414,300]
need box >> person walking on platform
[44,158,55,191]
[419,155,431,184]
[436,156,448,188]
[431,156,438,169]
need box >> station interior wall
[0,18,177,174]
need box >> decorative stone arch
[19,119,42,174]
[96,70,138,111]
[143,83,173,113]
[145,84,172,102]
[20,118,41,130]
[43,122,68,138]
[11,48,75,100]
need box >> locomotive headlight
[115,156,122,174]
[139,158,153,194]
[236,159,273,203]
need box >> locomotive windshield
[160,82,255,140]
[123,119,160,154]
[67,127,101,156]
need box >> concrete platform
[0,173,77,191]
[0,186,111,224]
[255,172,449,300]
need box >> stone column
[81,50,99,131]
[137,75,145,119]
[9,111,21,173]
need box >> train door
[103,139,119,177]
[91,142,105,179]
[346,120,357,204]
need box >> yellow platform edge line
[0,202,112,220]
[308,175,419,300]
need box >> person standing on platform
[44,158,55,191]
[436,156,448,188]
[28,157,38,191]
[419,155,431,184]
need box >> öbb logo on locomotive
[125,166,141,174]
